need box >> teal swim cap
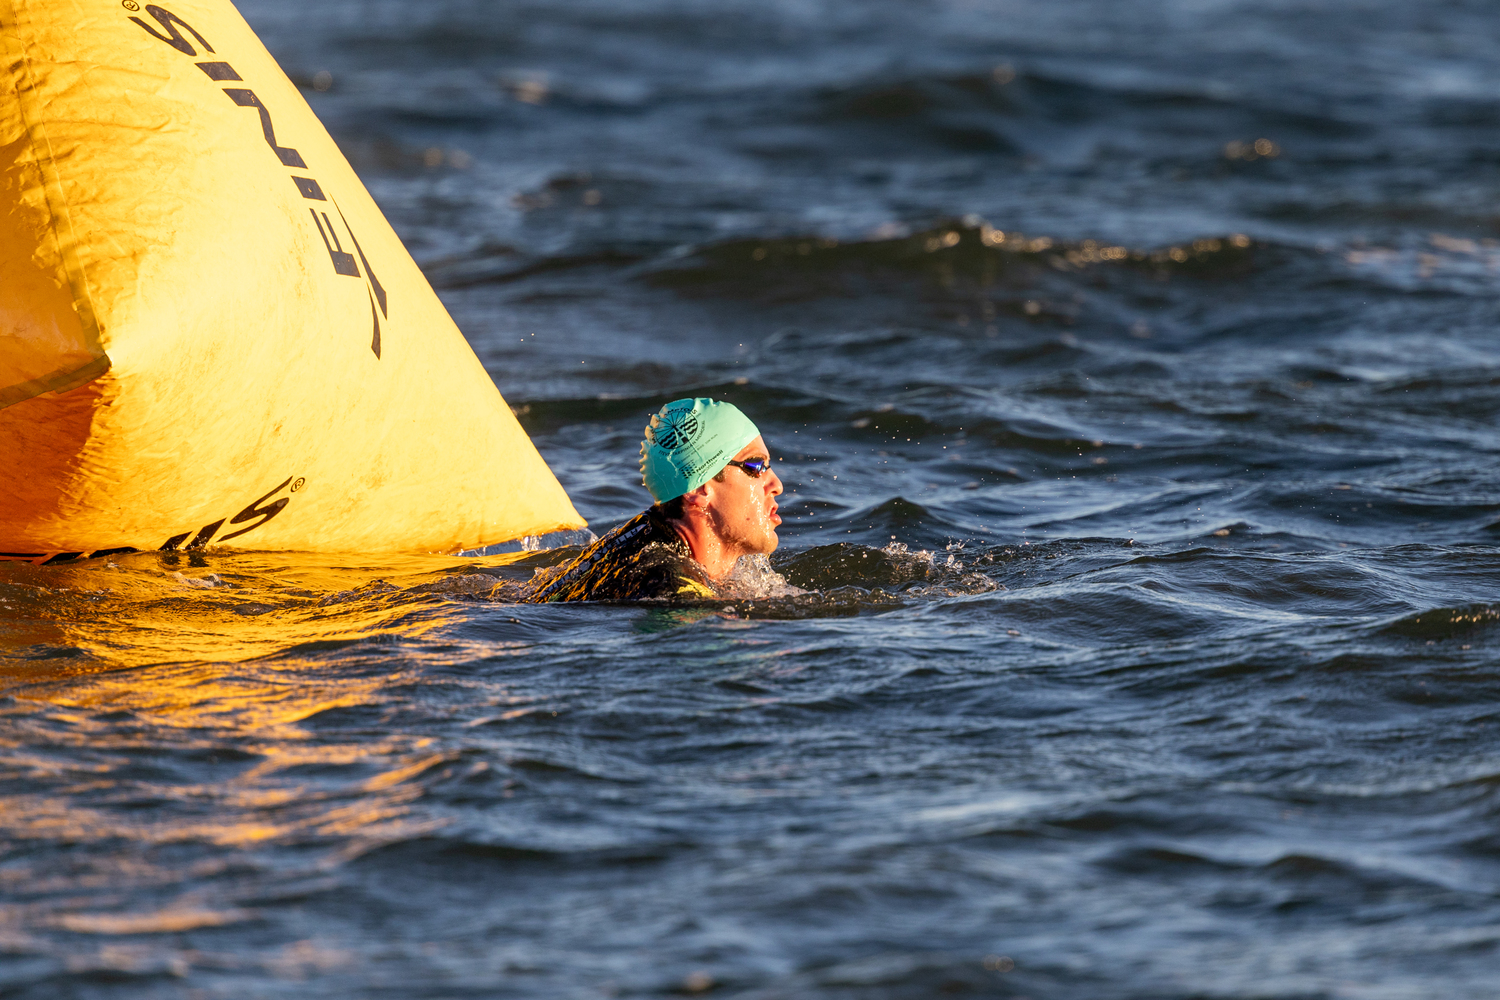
[640,398,760,503]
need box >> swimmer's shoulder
[672,575,716,599]
[526,507,709,603]
[524,511,652,602]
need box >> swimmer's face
[702,435,783,556]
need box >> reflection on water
[0,551,491,678]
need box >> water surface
[4,1,1500,997]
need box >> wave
[1380,604,1500,641]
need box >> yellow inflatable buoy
[0,0,583,561]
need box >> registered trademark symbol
[290,478,306,493]
[121,0,140,10]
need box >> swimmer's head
[640,397,760,503]
[643,399,783,576]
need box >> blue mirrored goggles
[724,456,772,478]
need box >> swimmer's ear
[679,483,712,513]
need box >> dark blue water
[4,1,1500,996]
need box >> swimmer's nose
[767,468,783,497]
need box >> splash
[772,541,998,597]
[718,553,805,599]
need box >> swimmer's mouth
[769,504,781,525]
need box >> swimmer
[526,398,784,602]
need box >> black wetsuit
[525,507,718,603]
